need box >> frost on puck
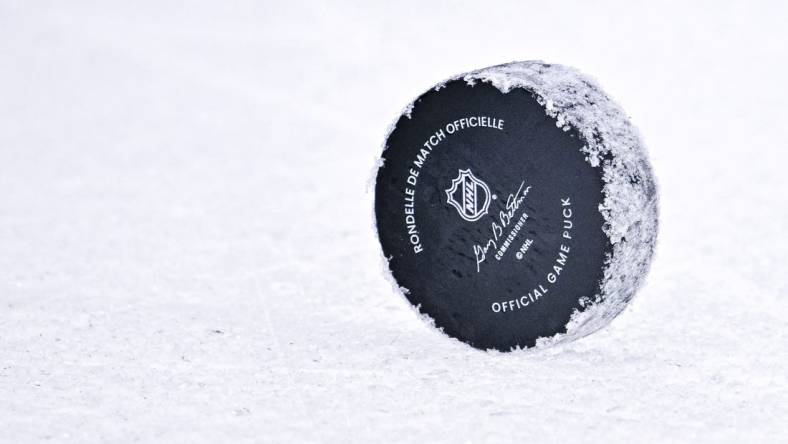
[374,61,658,351]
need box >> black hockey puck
[374,62,658,351]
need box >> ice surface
[1,1,786,443]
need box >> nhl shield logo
[445,169,492,222]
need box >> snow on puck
[373,61,658,351]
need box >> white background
[1,1,786,442]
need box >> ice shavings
[463,61,659,347]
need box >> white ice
[0,1,786,442]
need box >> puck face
[375,80,611,350]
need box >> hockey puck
[374,61,658,351]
